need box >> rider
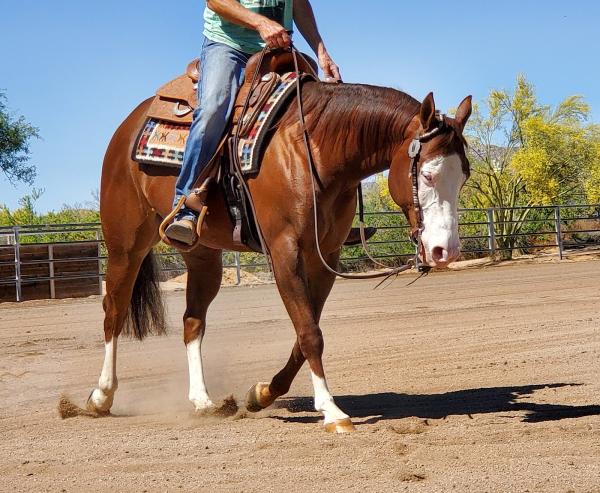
[165,0,341,245]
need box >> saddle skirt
[133,51,317,173]
[145,58,200,125]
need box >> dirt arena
[1,258,599,492]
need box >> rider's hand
[256,18,291,50]
[319,51,341,82]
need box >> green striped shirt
[203,0,293,55]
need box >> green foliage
[372,173,399,211]
[0,189,43,226]
[0,91,39,184]
[340,177,415,269]
[461,75,600,258]
[0,190,100,244]
[0,190,100,226]
[463,75,596,207]
[583,125,600,203]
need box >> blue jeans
[174,39,251,219]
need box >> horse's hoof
[86,390,112,416]
[324,418,356,434]
[190,397,215,412]
[245,382,275,413]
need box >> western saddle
[147,50,318,127]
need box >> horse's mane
[280,81,421,162]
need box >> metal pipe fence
[1,204,599,302]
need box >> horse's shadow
[274,383,600,425]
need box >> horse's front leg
[249,238,354,433]
[246,249,338,408]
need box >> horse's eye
[421,172,434,186]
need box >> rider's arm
[206,0,291,48]
[293,0,341,81]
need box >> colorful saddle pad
[133,71,301,174]
[236,71,299,173]
[133,119,189,168]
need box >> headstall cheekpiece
[408,111,446,272]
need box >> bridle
[407,111,447,273]
[290,46,448,280]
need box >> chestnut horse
[89,79,472,433]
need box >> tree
[582,125,600,203]
[462,75,600,258]
[0,189,44,226]
[0,91,39,184]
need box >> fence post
[96,230,103,295]
[554,206,564,260]
[13,226,22,302]
[48,244,56,299]
[234,252,241,285]
[486,208,496,257]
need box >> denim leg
[173,40,250,217]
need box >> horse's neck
[356,149,395,180]
[323,119,417,186]
[290,82,420,187]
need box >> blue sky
[1,0,599,211]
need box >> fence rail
[1,204,599,302]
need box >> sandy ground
[1,258,600,492]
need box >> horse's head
[389,92,471,268]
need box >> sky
[1,0,600,212]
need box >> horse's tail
[123,252,167,340]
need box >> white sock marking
[90,338,118,412]
[311,371,349,424]
[186,337,214,410]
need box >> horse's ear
[455,95,472,131]
[420,92,437,131]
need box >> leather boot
[185,177,214,214]
[164,217,197,246]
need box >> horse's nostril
[432,246,446,263]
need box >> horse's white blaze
[186,337,214,410]
[418,153,465,266]
[90,338,118,412]
[311,371,349,424]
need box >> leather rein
[290,47,446,280]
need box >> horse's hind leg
[181,247,223,411]
[87,218,160,414]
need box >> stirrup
[159,196,208,252]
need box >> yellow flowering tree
[462,75,600,258]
